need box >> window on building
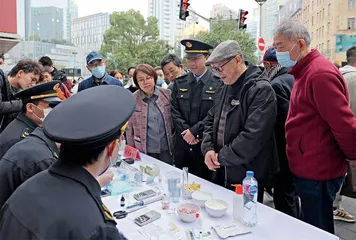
[322,8,325,19]
[327,40,330,50]
[348,18,355,29]
[348,0,356,10]
[322,26,324,36]
[328,4,331,15]
[327,22,331,33]
[312,17,314,26]
[317,13,319,23]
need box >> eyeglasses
[211,57,235,73]
[137,76,153,84]
[88,61,104,68]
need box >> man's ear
[17,70,24,79]
[26,103,34,113]
[107,139,119,157]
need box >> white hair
[273,19,311,46]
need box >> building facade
[300,0,356,63]
[31,7,64,41]
[262,0,286,44]
[70,0,79,23]
[279,0,302,21]
[17,0,32,40]
[148,0,185,47]
[71,13,110,52]
[210,3,239,20]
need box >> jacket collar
[31,127,59,158]
[92,73,109,85]
[49,160,101,200]
[289,49,320,79]
[17,112,38,132]
[189,68,211,85]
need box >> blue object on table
[126,201,144,209]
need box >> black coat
[270,68,294,173]
[201,63,278,187]
[0,160,127,239]
[0,69,22,133]
[0,112,37,159]
[0,127,58,207]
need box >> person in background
[171,39,221,180]
[262,46,299,217]
[0,60,42,133]
[0,85,133,239]
[126,64,173,164]
[0,81,64,159]
[334,62,341,69]
[78,52,123,92]
[71,77,84,94]
[125,66,138,93]
[40,67,71,98]
[160,54,185,90]
[110,70,124,85]
[273,19,356,234]
[201,40,277,203]
[39,56,69,89]
[154,66,168,88]
[0,54,5,66]
[333,46,356,223]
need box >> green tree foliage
[100,10,172,73]
[196,20,258,64]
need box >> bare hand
[97,170,114,187]
[204,150,220,171]
[181,129,196,144]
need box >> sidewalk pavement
[263,194,356,240]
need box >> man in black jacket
[0,60,42,132]
[263,46,299,218]
[39,56,69,89]
[171,39,222,180]
[201,40,277,202]
[0,81,63,159]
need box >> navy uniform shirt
[0,127,58,207]
[0,160,127,240]
[0,112,37,159]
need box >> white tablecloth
[103,154,339,240]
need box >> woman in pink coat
[126,64,174,164]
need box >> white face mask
[32,104,52,122]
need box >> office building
[17,0,32,40]
[262,0,286,43]
[148,0,185,47]
[70,0,79,22]
[71,13,111,52]
[247,7,260,40]
[279,0,302,21]
[31,7,64,41]
[210,3,239,20]
[300,0,356,63]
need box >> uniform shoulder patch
[102,203,116,222]
[20,130,30,139]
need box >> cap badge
[53,83,60,91]
[186,42,192,48]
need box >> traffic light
[179,0,190,21]
[239,9,248,30]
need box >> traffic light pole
[187,8,213,32]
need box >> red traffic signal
[239,9,248,30]
[179,0,190,21]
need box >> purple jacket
[126,87,174,154]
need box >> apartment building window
[328,4,331,15]
[348,18,355,29]
[312,17,314,26]
[312,1,314,11]
[317,13,319,23]
[327,22,331,34]
[322,9,325,19]
[327,40,330,50]
[348,0,356,10]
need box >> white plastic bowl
[177,203,201,223]
[205,199,228,218]
[191,191,213,208]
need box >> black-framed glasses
[211,57,235,73]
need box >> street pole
[255,0,267,63]
[259,4,263,38]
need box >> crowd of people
[0,19,355,238]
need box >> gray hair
[273,19,311,47]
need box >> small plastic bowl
[177,203,201,223]
[191,191,213,208]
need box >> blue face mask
[276,43,300,68]
[92,66,106,79]
[157,78,165,86]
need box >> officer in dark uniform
[171,39,222,180]
[0,85,134,239]
[0,81,64,159]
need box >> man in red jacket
[273,19,356,234]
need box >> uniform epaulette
[176,72,189,80]
[20,129,30,139]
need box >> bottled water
[242,171,258,228]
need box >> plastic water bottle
[242,171,258,228]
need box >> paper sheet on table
[212,222,251,239]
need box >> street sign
[258,38,265,52]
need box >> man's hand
[204,150,220,171]
[181,129,196,145]
[96,170,114,187]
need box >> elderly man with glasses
[78,52,123,92]
[201,40,278,203]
